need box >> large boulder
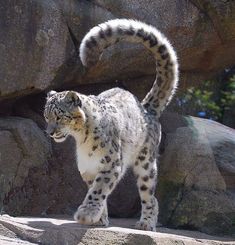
[1,0,235,101]
[158,113,235,236]
[2,112,235,236]
[0,117,51,214]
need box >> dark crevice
[167,175,188,226]
[67,24,80,56]
[86,0,114,14]
[13,102,46,129]
[177,224,198,231]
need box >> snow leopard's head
[44,90,86,142]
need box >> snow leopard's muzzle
[46,122,68,143]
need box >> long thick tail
[79,19,179,117]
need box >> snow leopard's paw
[135,219,156,232]
[74,203,103,225]
[94,213,109,227]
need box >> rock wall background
[0,0,235,237]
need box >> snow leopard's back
[98,87,160,168]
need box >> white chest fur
[76,143,101,176]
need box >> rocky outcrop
[0,216,234,245]
[1,0,235,100]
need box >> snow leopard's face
[44,90,86,142]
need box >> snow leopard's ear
[65,91,82,107]
[47,90,57,99]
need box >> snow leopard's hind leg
[133,144,159,231]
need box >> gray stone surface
[0,215,234,245]
[0,0,74,100]
[1,0,235,100]
[158,113,235,236]
[0,117,51,215]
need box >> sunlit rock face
[1,0,235,100]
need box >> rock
[1,0,235,101]
[0,215,234,245]
[0,0,75,100]
[80,0,235,84]
[108,169,140,218]
[158,113,235,236]
[0,117,51,215]
[0,112,139,218]
[0,123,87,216]
[0,0,117,101]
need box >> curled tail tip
[79,26,102,67]
[80,51,100,68]
[81,57,98,68]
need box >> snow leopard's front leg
[74,153,123,225]
[81,174,109,226]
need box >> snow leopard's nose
[46,123,57,137]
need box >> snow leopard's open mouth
[53,133,68,142]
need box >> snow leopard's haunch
[80,19,179,117]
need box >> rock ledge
[0,216,234,245]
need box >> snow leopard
[44,19,178,231]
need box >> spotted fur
[44,19,179,231]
